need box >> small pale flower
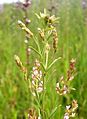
[63,85,69,94]
[72,100,78,111]
[24,39,28,44]
[35,59,40,67]
[37,86,43,93]
[69,76,74,81]
[38,27,45,40]
[38,116,41,119]
[31,73,35,80]
[32,80,35,85]
[66,105,71,110]
[56,81,68,95]
[64,113,69,119]
[25,18,31,24]
[40,9,48,19]
[31,59,43,93]
[64,100,78,119]
[71,113,75,117]
[39,71,42,78]
[33,66,37,71]
[27,48,31,52]
[33,70,39,76]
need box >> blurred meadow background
[0,0,87,118]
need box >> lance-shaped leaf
[29,46,42,58]
[47,57,61,71]
[48,106,58,119]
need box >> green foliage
[0,0,87,118]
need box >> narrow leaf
[48,106,58,119]
[29,46,42,57]
[47,57,61,70]
[33,36,42,55]
[35,13,41,19]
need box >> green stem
[45,52,49,70]
[41,71,46,119]
[33,36,42,55]
[58,96,62,118]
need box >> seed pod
[14,55,23,70]
[14,55,27,80]
[38,28,45,40]
[28,108,38,119]
[52,28,58,52]
[67,59,76,81]
[18,20,33,37]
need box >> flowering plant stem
[15,8,78,118]
[45,52,49,70]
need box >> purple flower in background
[82,0,87,9]
[22,0,31,8]
[16,0,31,10]
[19,0,31,10]
[15,0,32,25]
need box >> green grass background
[0,0,87,118]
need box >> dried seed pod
[14,55,23,68]
[38,28,45,40]
[56,82,69,95]
[14,55,27,80]
[72,100,78,111]
[67,59,76,81]
[18,20,33,37]
[52,28,58,52]
[28,108,38,119]
[70,59,76,71]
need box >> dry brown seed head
[52,28,58,52]
[38,28,45,40]
[72,100,78,111]
[18,20,33,37]
[70,59,76,71]
[14,55,27,80]
[14,55,23,68]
